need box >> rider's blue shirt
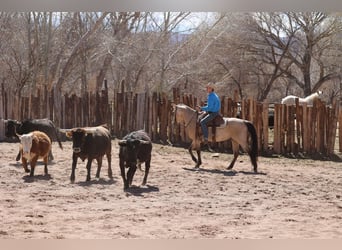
[201,92,221,113]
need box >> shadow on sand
[125,184,159,196]
[22,174,52,182]
[183,167,267,176]
[76,178,117,186]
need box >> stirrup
[206,144,215,153]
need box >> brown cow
[63,125,113,183]
[18,131,52,177]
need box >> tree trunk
[302,48,312,96]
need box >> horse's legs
[188,143,202,168]
[227,141,239,170]
[188,146,197,163]
[195,150,202,168]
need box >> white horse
[281,91,323,106]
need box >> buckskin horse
[173,103,258,172]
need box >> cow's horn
[83,128,96,134]
[139,140,151,144]
[59,128,72,133]
[118,140,127,145]
[15,132,21,138]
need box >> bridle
[184,110,197,128]
[174,104,197,129]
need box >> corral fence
[0,86,341,158]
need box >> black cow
[118,130,152,190]
[64,125,113,183]
[5,118,63,161]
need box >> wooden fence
[71,87,342,157]
[1,86,341,157]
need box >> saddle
[197,112,225,143]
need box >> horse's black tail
[244,121,258,172]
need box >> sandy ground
[0,139,341,239]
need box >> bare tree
[281,12,341,96]
[52,12,109,127]
[203,12,342,101]
[97,12,141,91]
[1,11,341,125]
[246,12,299,101]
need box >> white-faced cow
[118,130,152,190]
[5,118,63,161]
[18,131,52,177]
[63,125,113,183]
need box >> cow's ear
[139,140,150,145]
[66,131,73,138]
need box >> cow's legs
[43,155,49,175]
[127,165,137,187]
[106,151,113,179]
[70,154,78,183]
[16,151,21,161]
[85,158,93,182]
[30,156,39,177]
[142,158,151,186]
[48,150,54,161]
[95,156,103,179]
[22,157,30,173]
[119,159,128,190]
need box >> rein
[174,105,197,129]
[184,111,197,128]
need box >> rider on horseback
[196,82,221,151]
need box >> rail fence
[1,86,341,157]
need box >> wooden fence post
[0,83,4,140]
[339,108,342,153]
[262,102,269,153]
[136,93,145,130]
[302,103,309,153]
[273,104,281,154]
[159,92,168,143]
[326,100,338,155]
[151,92,158,141]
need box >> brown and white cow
[18,131,52,177]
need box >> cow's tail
[54,126,63,150]
[244,121,258,173]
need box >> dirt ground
[0,140,341,239]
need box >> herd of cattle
[3,118,152,190]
